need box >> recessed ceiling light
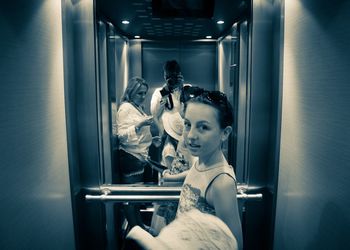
[206,36,212,39]
[122,20,130,24]
[134,35,140,39]
[217,20,225,24]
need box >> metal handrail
[85,184,263,203]
[100,184,182,194]
[85,194,180,202]
[99,184,249,193]
[85,193,262,202]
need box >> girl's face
[131,85,147,106]
[183,102,229,161]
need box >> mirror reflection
[96,1,250,185]
[94,0,251,249]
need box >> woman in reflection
[116,76,161,230]
[176,90,243,249]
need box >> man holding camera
[150,60,186,138]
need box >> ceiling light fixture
[206,35,212,39]
[134,35,140,39]
[122,20,130,24]
[217,20,224,24]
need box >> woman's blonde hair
[120,77,148,103]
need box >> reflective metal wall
[242,1,279,249]
[61,0,106,249]
[0,1,75,249]
[274,0,350,249]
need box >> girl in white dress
[176,90,243,250]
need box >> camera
[166,76,177,86]
[166,74,183,91]
[160,87,171,97]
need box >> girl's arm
[163,155,175,169]
[207,174,243,250]
[162,139,176,169]
[162,170,189,182]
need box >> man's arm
[150,88,162,118]
[150,87,166,136]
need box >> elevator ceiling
[96,0,250,40]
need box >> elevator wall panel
[62,0,107,249]
[0,1,75,249]
[274,1,350,249]
[242,1,276,249]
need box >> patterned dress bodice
[177,161,236,216]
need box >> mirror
[95,0,251,186]
[62,1,278,248]
[93,1,251,248]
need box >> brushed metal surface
[274,1,350,249]
[247,0,274,188]
[0,1,75,249]
[97,21,112,184]
[61,0,106,249]
[241,1,277,249]
[236,20,250,183]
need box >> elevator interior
[2,0,349,249]
[60,0,280,249]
